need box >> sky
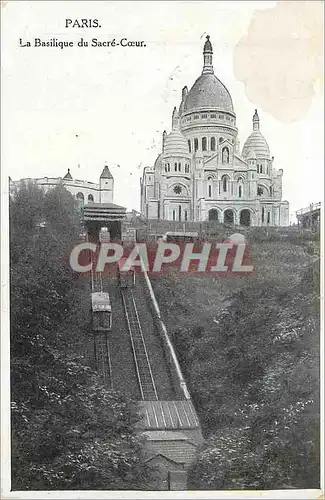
[2,0,324,220]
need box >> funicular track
[90,249,113,387]
[121,288,158,401]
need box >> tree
[10,182,152,490]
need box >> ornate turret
[253,109,260,131]
[202,35,213,75]
[63,168,72,180]
[182,86,188,100]
[162,130,167,152]
[172,106,179,129]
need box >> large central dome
[182,35,234,114]
[183,73,234,113]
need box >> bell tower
[99,165,114,203]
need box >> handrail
[141,263,191,400]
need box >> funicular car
[118,257,136,288]
[99,227,111,244]
[91,292,112,331]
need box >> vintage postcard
[1,1,323,498]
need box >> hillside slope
[151,236,320,489]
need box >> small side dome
[242,109,270,159]
[242,132,270,159]
[164,129,190,157]
[154,153,163,169]
[247,149,257,160]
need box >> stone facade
[9,165,114,206]
[140,36,289,226]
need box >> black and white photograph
[1,0,323,496]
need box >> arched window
[208,184,212,197]
[185,164,190,173]
[222,147,230,164]
[172,210,176,221]
[260,164,263,174]
[262,207,265,223]
[194,138,198,151]
[88,194,94,203]
[76,192,84,204]
[174,162,178,172]
[202,137,207,151]
[219,137,224,143]
[184,210,188,221]
[267,211,270,224]
[178,162,181,171]
[188,139,191,153]
[222,175,228,192]
[211,137,216,151]
[238,185,242,198]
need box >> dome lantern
[182,36,234,114]
[202,35,213,75]
[253,109,260,131]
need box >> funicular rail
[90,243,112,387]
[95,330,113,387]
[121,289,158,401]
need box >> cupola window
[194,138,199,151]
[188,140,191,153]
[211,137,216,151]
[202,137,207,151]
[202,114,207,119]
[174,162,178,172]
[178,162,181,171]
[185,164,190,173]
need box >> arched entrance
[224,209,234,225]
[208,209,219,221]
[240,209,251,227]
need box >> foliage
[153,238,320,489]
[10,182,152,490]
